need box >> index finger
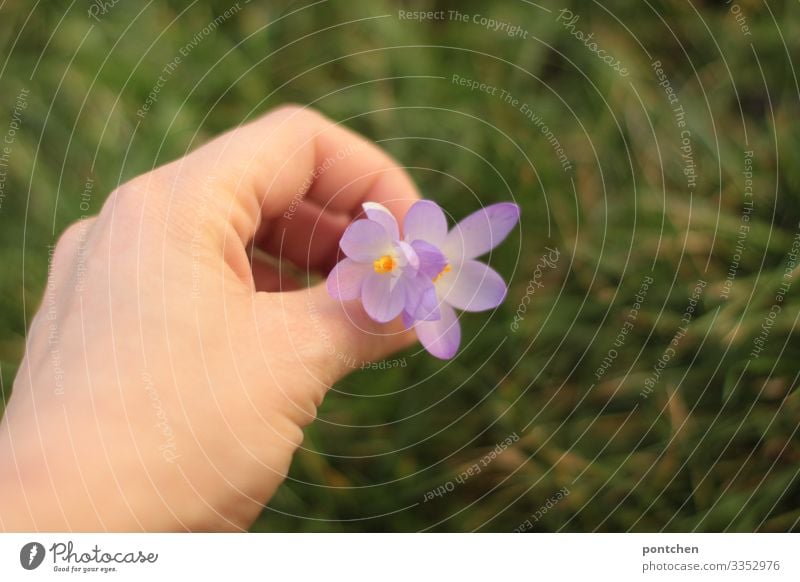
[157,105,421,248]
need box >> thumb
[279,283,416,379]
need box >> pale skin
[0,105,419,531]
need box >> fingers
[251,253,301,293]
[302,116,421,221]
[265,283,416,381]
[254,198,350,273]
[158,105,421,254]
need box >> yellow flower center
[373,255,396,274]
[433,264,452,282]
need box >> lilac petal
[414,303,460,359]
[443,202,520,261]
[411,240,448,280]
[397,240,419,271]
[362,202,399,241]
[404,200,448,246]
[326,258,369,300]
[361,272,405,323]
[340,219,392,262]
[403,274,441,322]
[438,260,507,312]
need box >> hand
[0,105,420,531]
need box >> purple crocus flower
[327,199,519,360]
[327,202,446,323]
[402,201,520,359]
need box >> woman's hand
[0,105,420,531]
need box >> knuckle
[52,218,94,266]
[100,173,169,238]
[266,103,323,126]
[104,174,156,215]
[109,168,174,209]
[56,219,89,250]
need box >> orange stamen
[373,255,396,274]
[433,264,452,282]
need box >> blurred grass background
[1,0,799,531]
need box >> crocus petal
[443,202,520,261]
[403,274,441,322]
[404,200,448,246]
[414,303,460,359]
[362,201,400,240]
[438,259,507,312]
[340,219,392,262]
[396,240,419,271]
[411,239,448,280]
[361,272,405,323]
[326,258,370,300]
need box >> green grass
[1,0,799,531]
